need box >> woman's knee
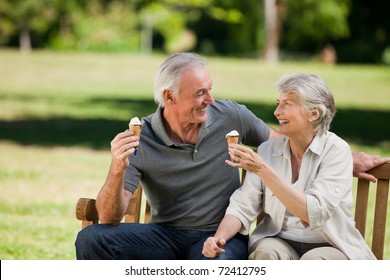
[249,237,299,260]
[300,247,348,260]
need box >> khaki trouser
[249,237,348,260]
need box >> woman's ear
[310,109,320,121]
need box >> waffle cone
[130,124,142,137]
[226,135,239,145]
[227,136,238,161]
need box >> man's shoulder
[142,111,155,124]
[214,99,239,108]
[211,99,248,114]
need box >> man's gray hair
[276,73,336,135]
[154,53,207,107]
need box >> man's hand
[353,152,390,182]
[110,130,140,171]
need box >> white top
[225,132,376,259]
[278,209,327,243]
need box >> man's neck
[162,109,200,144]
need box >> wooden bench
[76,161,390,259]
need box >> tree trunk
[264,0,279,64]
[19,27,32,53]
[140,15,153,55]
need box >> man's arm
[96,166,132,225]
[96,130,139,225]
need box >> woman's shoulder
[258,135,288,152]
[325,131,350,149]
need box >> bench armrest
[76,198,98,222]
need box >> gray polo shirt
[124,99,270,231]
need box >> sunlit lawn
[0,49,389,259]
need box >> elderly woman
[202,73,376,260]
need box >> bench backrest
[354,162,390,259]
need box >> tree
[50,0,139,52]
[264,0,278,64]
[280,0,351,54]
[0,0,58,53]
[335,0,390,63]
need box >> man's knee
[75,226,94,249]
[75,224,116,259]
[75,225,103,246]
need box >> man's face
[172,67,215,124]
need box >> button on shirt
[226,132,376,259]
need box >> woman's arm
[202,214,243,258]
[226,144,309,223]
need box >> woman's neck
[289,132,316,183]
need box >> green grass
[0,49,389,259]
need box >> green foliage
[140,2,188,53]
[383,47,390,65]
[335,0,390,63]
[0,0,59,46]
[1,0,388,62]
[50,1,139,52]
[192,0,263,56]
[281,0,351,51]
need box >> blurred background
[1,0,390,63]
[0,0,389,260]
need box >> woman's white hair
[153,53,207,107]
[276,73,336,135]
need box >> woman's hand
[226,144,267,175]
[202,237,226,258]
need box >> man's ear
[163,90,175,104]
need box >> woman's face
[274,92,313,137]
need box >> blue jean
[75,223,248,260]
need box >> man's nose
[205,91,215,105]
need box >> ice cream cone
[129,124,142,138]
[129,117,142,156]
[129,117,142,137]
[226,135,239,145]
[225,130,239,161]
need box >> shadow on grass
[0,97,389,150]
